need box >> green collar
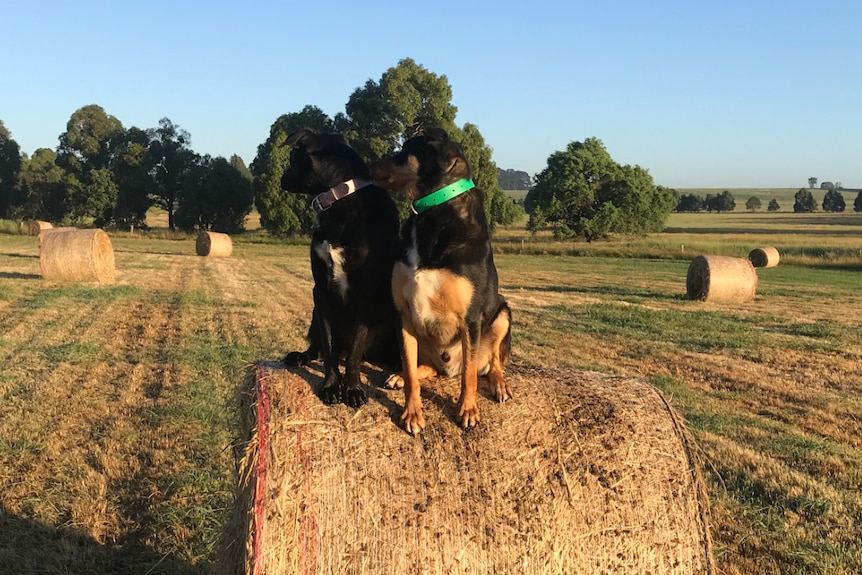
[411,179,475,213]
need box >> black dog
[281,128,401,407]
[371,127,512,434]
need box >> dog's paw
[282,351,310,367]
[458,401,481,429]
[494,380,513,403]
[318,385,342,405]
[401,404,426,435]
[385,373,405,389]
[342,385,368,409]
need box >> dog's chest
[313,240,349,301]
[394,235,474,344]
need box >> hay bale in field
[686,255,757,303]
[28,220,52,235]
[216,364,716,575]
[37,227,78,248]
[196,231,233,257]
[39,228,115,283]
[748,246,780,268]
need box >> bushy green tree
[854,191,862,213]
[336,58,512,227]
[252,106,333,236]
[0,120,23,218]
[822,189,845,212]
[17,148,70,222]
[793,188,816,213]
[675,193,703,212]
[148,118,198,231]
[704,191,735,212]
[525,138,675,241]
[176,156,254,233]
[111,127,154,230]
[768,199,780,212]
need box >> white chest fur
[314,240,349,301]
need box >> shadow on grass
[0,508,199,575]
[503,283,683,301]
[0,272,40,280]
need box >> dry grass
[0,211,861,574]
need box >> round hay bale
[686,255,757,303]
[217,364,716,575]
[748,246,780,268]
[39,229,115,284]
[37,227,78,248]
[196,231,233,257]
[28,220,53,235]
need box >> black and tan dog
[281,128,401,407]
[371,127,512,434]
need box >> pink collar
[311,178,372,212]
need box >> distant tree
[793,188,817,213]
[176,155,254,233]
[230,154,252,182]
[854,191,862,212]
[0,120,23,218]
[334,59,511,227]
[675,193,703,212]
[767,199,780,212]
[822,189,845,213]
[148,118,198,231]
[745,196,762,212]
[251,105,334,236]
[57,104,124,173]
[338,57,458,163]
[498,168,532,190]
[525,137,675,241]
[808,177,817,189]
[820,181,834,190]
[704,190,735,212]
[111,126,154,230]
[835,181,843,190]
[17,148,70,222]
[67,168,118,226]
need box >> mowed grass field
[1,204,861,574]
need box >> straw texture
[196,231,233,257]
[39,228,115,284]
[686,255,757,303]
[748,246,780,268]
[217,363,715,575]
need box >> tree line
[1,58,692,241]
[674,188,862,213]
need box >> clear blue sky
[2,0,860,189]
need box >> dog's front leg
[342,323,369,408]
[457,320,481,428]
[313,295,342,405]
[283,310,321,366]
[399,324,425,435]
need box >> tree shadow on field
[0,252,38,259]
[0,271,40,280]
[0,508,199,575]
[508,283,675,301]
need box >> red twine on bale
[252,365,319,575]
[253,365,270,575]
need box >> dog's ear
[423,127,449,143]
[286,128,315,149]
